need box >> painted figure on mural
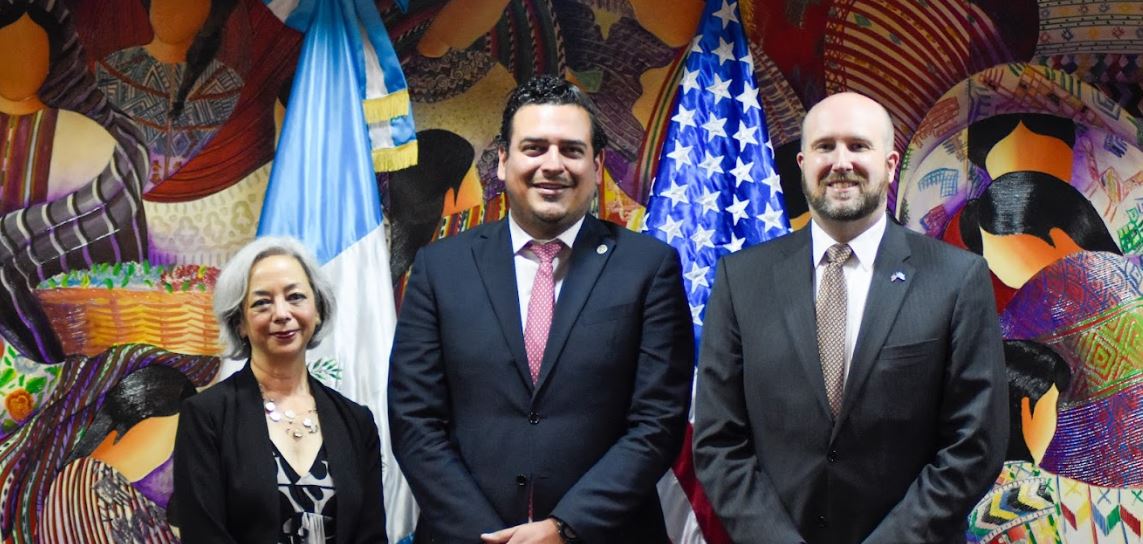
[95,0,243,190]
[0,345,218,541]
[0,0,149,365]
[0,5,116,215]
[957,113,1143,491]
[172,236,388,543]
[41,364,198,542]
[965,340,1142,543]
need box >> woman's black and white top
[272,444,337,544]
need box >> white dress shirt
[508,212,584,334]
[810,213,888,379]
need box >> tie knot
[825,243,853,265]
[529,240,564,263]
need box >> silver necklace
[262,398,319,440]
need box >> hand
[480,519,562,544]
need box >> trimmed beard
[803,171,887,222]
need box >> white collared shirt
[810,213,888,379]
[508,212,584,334]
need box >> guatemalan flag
[259,0,417,542]
[643,1,791,542]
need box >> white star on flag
[739,51,754,71]
[660,180,689,207]
[666,141,693,167]
[713,37,735,65]
[713,0,739,29]
[689,303,705,326]
[726,195,750,225]
[698,150,725,177]
[758,202,786,232]
[729,157,754,187]
[733,123,759,148]
[701,114,728,142]
[696,187,722,215]
[672,105,697,129]
[681,68,701,94]
[722,233,746,252]
[684,262,712,293]
[659,215,685,243]
[690,225,717,250]
[705,74,732,104]
[736,82,760,111]
[761,173,782,193]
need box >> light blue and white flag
[259,0,416,541]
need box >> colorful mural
[0,0,1139,541]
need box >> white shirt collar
[810,212,887,271]
[508,212,585,254]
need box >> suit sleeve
[692,258,808,543]
[388,248,506,539]
[549,248,695,543]
[353,405,389,544]
[172,398,239,544]
[863,257,1008,543]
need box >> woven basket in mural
[34,263,221,357]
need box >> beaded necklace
[259,384,320,440]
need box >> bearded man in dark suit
[693,92,1008,544]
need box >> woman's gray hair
[213,236,337,359]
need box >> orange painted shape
[91,414,179,482]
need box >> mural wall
[0,0,1138,541]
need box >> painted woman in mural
[956,113,1143,495]
[41,364,199,542]
[0,6,116,216]
[0,0,148,365]
[95,0,243,190]
[967,340,1073,542]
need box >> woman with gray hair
[172,236,388,543]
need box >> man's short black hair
[498,75,608,157]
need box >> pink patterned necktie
[816,243,852,418]
[524,240,564,384]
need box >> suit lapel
[534,215,614,394]
[773,228,835,419]
[473,220,534,390]
[832,221,914,439]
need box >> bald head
[801,92,895,153]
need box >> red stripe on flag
[672,423,732,544]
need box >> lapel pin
[596,244,608,255]
[890,271,906,283]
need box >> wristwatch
[551,517,579,543]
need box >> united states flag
[643,1,790,542]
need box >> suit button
[528,412,540,424]
[817,515,828,528]
[516,475,527,486]
[827,450,839,463]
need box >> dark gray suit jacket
[388,215,694,543]
[693,220,1007,544]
